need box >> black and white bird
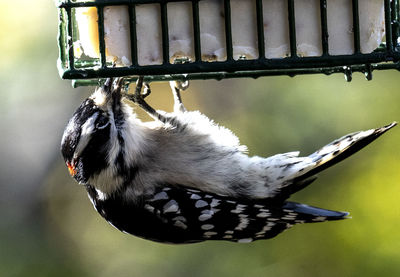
[61,77,395,244]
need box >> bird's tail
[275,122,396,199]
[252,123,396,241]
[299,122,397,181]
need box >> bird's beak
[66,161,77,177]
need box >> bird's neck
[118,107,149,166]
[89,105,148,196]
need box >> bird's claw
[133,76,151,102]
[171,80,189,91]
[122,76,151,106]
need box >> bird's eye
[96,116,110,130]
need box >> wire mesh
[56,0,400,86]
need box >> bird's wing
[137,185,347,243]
[87,182,347,244]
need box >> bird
[60,77,396,244]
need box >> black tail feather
[283,201,349,223]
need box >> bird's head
[61,78,127,184]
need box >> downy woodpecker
[61,78,396,243]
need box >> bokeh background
[1,1,400,276]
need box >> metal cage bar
[223,0,233,61]
[392,0,400,49]
[128,3,139,66]
[287,0,297,58]
[192,0,202,62]
[352,0,361,54]
[385,0,394,52]
[97,6,107,68]
[56,0,400,85]
[66,7,75,70]
[319,0,329,56]
[255,0,265,59]
[57,8,68,71]
[160,2,170,64]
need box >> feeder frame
[56,0,400,86]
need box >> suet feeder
[56,0,400,86]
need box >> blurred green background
[1,1,400,276]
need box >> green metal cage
[57,0,400,86]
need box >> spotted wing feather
[86,184,348,244]
[146,186,349,243]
